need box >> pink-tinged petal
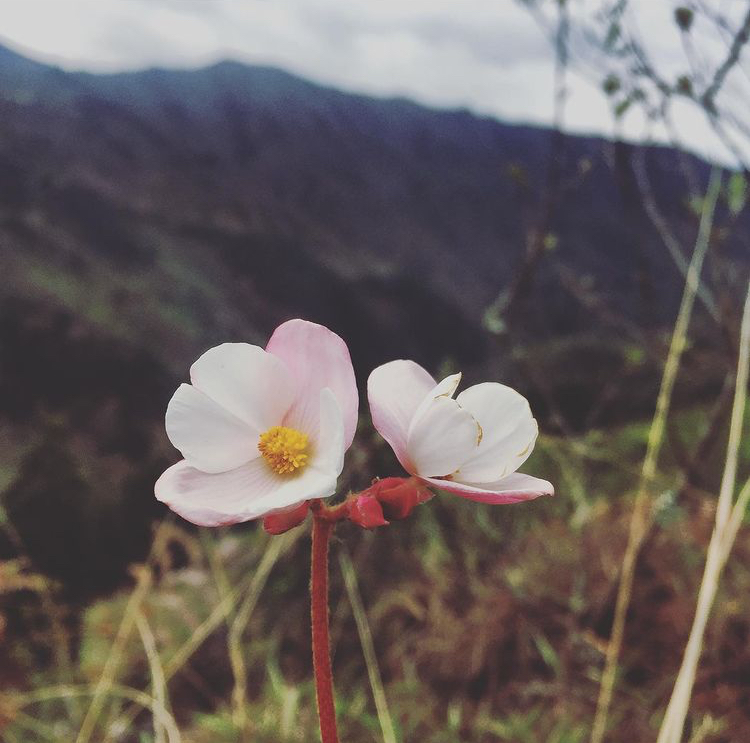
[190,343,296,432]
[367,360,435,471]
[263,501,310,535]
[421,472,554,504]
[454,383,539,484]
[406,396,481,478]
[165,383,258,474]
[155,457,339,527]
[313,388,346,476]
[266,319,358,447]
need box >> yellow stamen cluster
[258,426,309,475]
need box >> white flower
[367,360,553,503]
[155,319,358,526]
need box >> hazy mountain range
[2,40,737,366]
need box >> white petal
[155,458,339,526]
[367,360,436,472]
[165,384,258,474]
[312,388,346,477]
[454,383,538,483]
[190,343,296,432]
[406,396,481,478]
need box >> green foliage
[602,74,621,96]
[674,7,694,32]
[727,172,747,216]
[2,403,747,741]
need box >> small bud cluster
[262,477,433,535]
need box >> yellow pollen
[258,426,310,475]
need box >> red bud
[347,495,388,529]
[360,477,433,520]
[263,501,310,535]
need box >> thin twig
[701,7,750,113]
[631,149,719,322]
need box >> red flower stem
[311,511,340,743]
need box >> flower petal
[421,472,554,504]
[266,320,358,447]
[313,388,346,477]
[165,383,258,474]
[454,383,539,484]
[155,457,339,527]
[367,360,436,471]
[190,343,296,432]
[406,396,481,478]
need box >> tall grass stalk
[657,280,750,743]
[590,167,723,743]
[228,532,292,734]
[136,610,168,743]
[111,529,299,736]
[686,715,724,743]
[15,683,181,743]
[75,538,159,743]
[6,710,59,742]
[339,547,398,743]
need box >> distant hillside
[4,44,748,422]
[1,42,747,594]
[2,42,742,370]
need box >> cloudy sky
[0,0,745,164]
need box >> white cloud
[0,0,745,165]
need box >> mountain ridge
[0,41,742,416]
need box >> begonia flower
[156,319,358,526]
[367,360,553,503]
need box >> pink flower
[367,360,553,504]
[155,319,358,526]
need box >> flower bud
[263,501,310,535]
[347,494,388,529]
[362,477,433,520]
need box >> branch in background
[667,372,735,495]
[487,0,572,329]
[700,7,750,115]
[589,167,722,743]
[631,148,720,322]
[518,0,750,169]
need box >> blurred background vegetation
[1,1,750,741]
